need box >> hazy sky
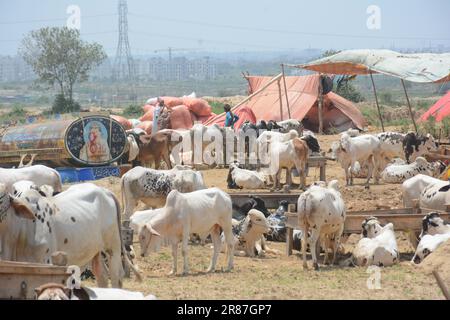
[0,0,449,56]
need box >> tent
[205,74,367,132]
[297,49,450,83]
[420,91,450,122]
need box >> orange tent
[419,91,450,122]
[205,74,367,132]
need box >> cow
[419,212,450,239]
[277,119,304,135]
[1,183,141,288]
[419,182,450,211]
[297,180,346,270]
[132,130,181,169]
[227,162,265,189]
[352,217,399,267]
[412,233,450,263]
[0,165,62,194]
[375,132,438,175]
[335,133,380,187]
[121,165,206,219]
[138,188,234,275]
[402,175,446,208]
[268,136,319,191]
[35,283,157,300]
[381,157,445,184]
[257,130,299,154]
[232,195,270,221]
[225,209,272,257]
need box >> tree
[20,27,106,111]
[320,49,364,103]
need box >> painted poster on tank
[65,115,127,165]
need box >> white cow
[3,183,141,288]
[401,175,446,208]
[376,132,438,174]
[225,209,272,257]
[381,157,445,184]
[297,180,346,270]
[121,165,206,219]
[227,163,265,189]
[352,218,399,267]
[0,165,62,193]
[335,133,380,187]
[257,130,298,154]
[412,233,450,263]
[420,182,450,211]
[138,188,234,275]
[35,283,157,300]
[419,212,450,239]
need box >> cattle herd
[0,121,450,300]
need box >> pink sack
[140,109,155,122]
[111,115,132,130]
[182,98,212,117]
[147,96,184,108]
[196,113,217,124]
[170,105,193,130]
[143,104,155,114]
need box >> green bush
[51,94,81,114]
[208,100,226,115]
[122,104,142,118]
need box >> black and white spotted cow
[419,212,450,239]
[419,182,450,211]
[266,200,289,242]
[0,182,141,288]
[121,165,206,219]
[376,131,438,166]
[381,156,445,184]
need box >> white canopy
[297,49,450,83]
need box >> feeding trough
[0,114,128,168]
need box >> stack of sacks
[111,115,132,130]
[182,98,212,117]
[141,95,214,130]
[170,105,193,130]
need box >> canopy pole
[401,79,418,134]
[318,74,324,134]
[232,73,283,111]
[369,72,385,132]
[281,64,292,119]
[277,78,284,121]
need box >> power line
[0,13,117,25]
[129,12,450,42]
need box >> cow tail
[111,191,143,282]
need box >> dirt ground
[79,127,449,300]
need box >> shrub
[122,104,142,118]
[51,94,81,114]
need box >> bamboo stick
[401,79,419,134]
[281,64,292,119]
[370,72,385,131]
[277,78,284,121]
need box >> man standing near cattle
[152,98,167,135]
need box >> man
[152,98,167,135]
[224,104,239,129]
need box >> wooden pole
[369,72,385,131]
[318,74,324,134]
[433,270,450,300]
[232,73,283,111]
[401,79,419,134]
[281,64,292,119]
[277,78,284,121]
